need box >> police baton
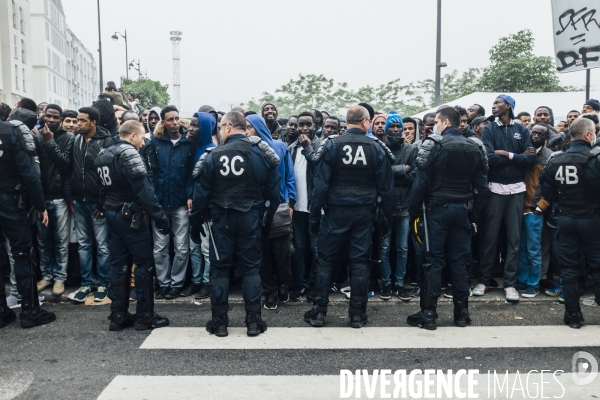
[207,220,219,261]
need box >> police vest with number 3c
[211,137,265,212]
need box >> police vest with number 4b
[550,150,599,217]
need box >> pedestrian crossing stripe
[139,326,600,350]
[98,373,600,399]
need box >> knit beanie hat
[385,111,404,132]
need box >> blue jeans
[152,206,190,288]
[517,213,543,289]
[190,222,210,285]
[37,199,70,283]
[74,200,110,287]
[379,215,410,286]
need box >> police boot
[108,276,132,331]
[134,271,169,331]
[349,306,367,329]
[304,305,327,327]
[246,312,267,337]
[0,294,16,329]
[564,310,585,329]
[108,312,135,331]
[206,315,229,337]
[407,297,438,330]
[453,297,472,328]
[19,296,56,329]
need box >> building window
[47,48,51,65]
[21,40,26,63]
[15,65,19,90]
[12,1,17,28]
[14,36,17,58]
[44,0,48,15]
[45,22,49,40]
[19,7,24,33]
[22,68,26,92]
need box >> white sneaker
[472,283,487,296]
[505,287,520,301]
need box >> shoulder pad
[415,137,439,169]
[9,120,36,155]
[117,145,146,179]
[192,148,213,179]
[547,150,563,162]
[314,135,336,163]
[468,137,489,174]
[591,146,600,157]
[248,137,280,167]
[246,136,261,145]
[372,137,396,164]
[428,134,443,143]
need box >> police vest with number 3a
[330,133,376,199]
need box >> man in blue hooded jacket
[246,114,296,310]
[180,112,216,298]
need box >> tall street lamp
[112,29,128,79]
[434,0,447,106]
[97,0,103,95]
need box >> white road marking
[98,373,600,400]
[0,371,33,400]
[140,326,600,350]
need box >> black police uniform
[304,128,394,328]
[95,139,171,331]
[540,139,600,328]
[0,118,56,329]
[190,134,280,337]
[407,126,488,330]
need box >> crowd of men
[1,84,600,334]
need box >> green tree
[478,29,563,92]
[120,77,171,108]
[417,68,481,107]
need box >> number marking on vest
[554,165,579,185]
[220,155,245,176]
[97,166,112,186]
[342,145,367,165]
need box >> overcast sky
[62,0,596,115]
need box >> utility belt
[105,198,145,230]
[122,202,145,230]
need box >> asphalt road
[1,301,599,399]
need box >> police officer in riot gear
[0,108,54,329]
[190,110,280,338]
[407,107,488,330]
[95,120,171,331]
[304,105,394,329]
[540,117,600,329]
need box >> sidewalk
[5,283,579,306]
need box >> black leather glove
[309,219,320,237]
[159,224,171,236]
[191,224,206,244]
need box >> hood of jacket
[188,112,216,162]
[154,118,190,139]
[92,100,119,137]
[146,106,162,134]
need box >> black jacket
[288,135,321,208]
[34,127,74,200]
[66,126,113,203]
[140,137,157,187]
[388,139,418,213]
